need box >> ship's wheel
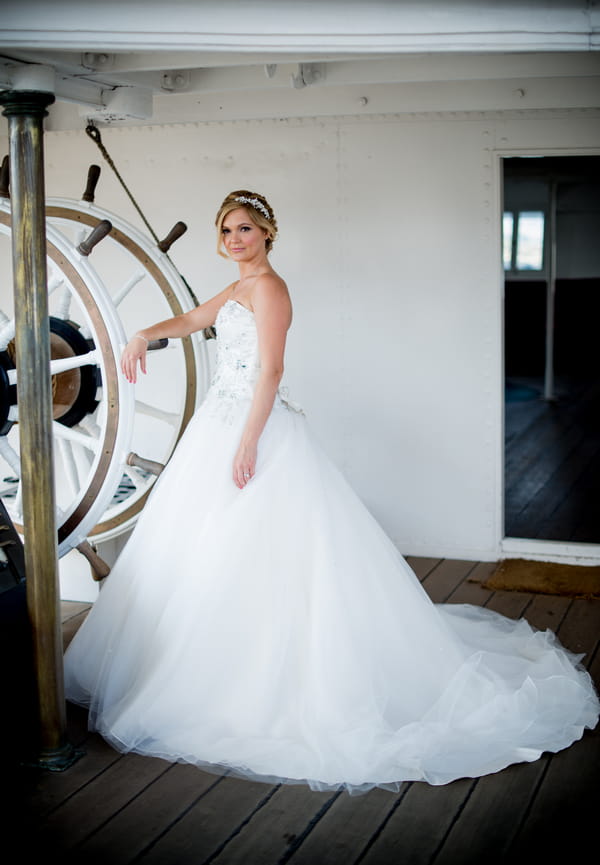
[0,167,211,572]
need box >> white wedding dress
[64,299,599,793]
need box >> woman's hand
[233,440,257,489]
[231,275,290,491]
[121,335,148,384]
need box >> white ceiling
[0,1,599,128]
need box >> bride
[64,189,599,793]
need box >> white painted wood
[146,78,600,125]
[0,1,597,53]
[502,537,600,566]
[15,53,600,92]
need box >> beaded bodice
[211,300,260,403]
[202,299,302,423]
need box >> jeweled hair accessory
[234,196,271,220]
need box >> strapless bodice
[203,299,301,423]
[211,300,261,405]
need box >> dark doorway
[503,155,600,542]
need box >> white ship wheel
[0,178,210,570]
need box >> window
[503,210,545,272]
[502,213,514,270]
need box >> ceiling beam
[2,52,599,101]
[0,1,598,55]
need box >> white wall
[2,105,600,598]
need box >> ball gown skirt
[63,300,599,793]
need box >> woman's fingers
[233,442,257,488]
[233,460,255,489]
[121,342,147,384]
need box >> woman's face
[221,208,268,261]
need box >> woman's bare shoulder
[253,272,289,303]
[251,273,291,325]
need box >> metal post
[0,89,82,770]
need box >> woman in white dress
[64,190,599,794]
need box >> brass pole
[0,89,82,770]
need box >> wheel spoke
[135,399,180,426]
[52,420,99,453]
[13,479,23,521]
[79,415,102,438]
[7,349,100,384]
[49,349,100,376]
[122,466,143,490]
[55,285,73,320]
[113,270,146,307]
[57,437,80,496]
[0,435,21,478]
[0,317,14,351]
[47,272,65,297]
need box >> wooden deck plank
[61,600,92,619]
[504,385,548,447]
[506,429,594,537]
[405,556,442,582]
[504,377,600,542]
[358,777,476,865]
[485,589,532,620]
[433,758,548,865]
[16,730,122,821]
[521,593,572,634]
[505,422,587,524]
[445,561,496,606]
[208,783,336,865]
[135,775,280,864]
[73,763,226,864]
[507,727,600,859]
[32,752,172,853]
[555,596,600,661]
[535,444,600,541]
[61,602,91,650]
[287,786,406,865]
[504,395,582,489]
[419,559,478,603]
[588,642,600,686]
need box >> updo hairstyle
[215,190,278,258]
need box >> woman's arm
[121,284,234,383]
[233,276,292,489]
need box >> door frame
[496,146,600,565]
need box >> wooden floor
[505,375,600,543]
[8,557,600,865]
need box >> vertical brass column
[0,89,81,769]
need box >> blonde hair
[215,190,278,258]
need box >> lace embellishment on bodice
[211,300,260,403]
[202,299,303,423]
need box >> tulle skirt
[64,395,599,793]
